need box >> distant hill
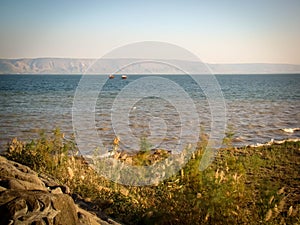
[209,63,300,74]
[0,58,300,74]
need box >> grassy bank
[3,129,300,224]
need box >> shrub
[4,130,300,225]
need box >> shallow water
[0,74,299,153]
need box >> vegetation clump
[3,129,300,224]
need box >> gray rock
[0,156,121,225]
[0,190,63,225]
[38,173,71,194]
[51,187,63,194]
[0,156,47,191]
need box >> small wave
[248,138,300,148]
[233,136,245,142]
[83,151,116,161]
[281,128,300,133]
[96,151,115,159]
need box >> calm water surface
[0,74,299,152]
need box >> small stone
[120,153,128,160]
[0,186,7,192]
[51,187,63,194]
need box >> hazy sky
[0,0,299,64]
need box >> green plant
[139,136,152,153]
[4,129,300,225]
[6,128,73,174]
[222,125,235,148]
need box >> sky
[0,0,299,64]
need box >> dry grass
[3,129,300,224]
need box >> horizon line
[0,57,300,66]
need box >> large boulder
[0,156,47,191]
[0,189,77,224]
[0,156,121,225]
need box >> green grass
[3,129,300,224]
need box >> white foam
[97,151,115,159]
[285,138,300,142]
[249,138,300,148]
[83,151,115,161]
[281,128,300,133]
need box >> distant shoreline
[1,73,300,76]
[1,58,300,74]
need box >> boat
[121,75,127,79]
[109,74,115,79]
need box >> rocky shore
[0,155,121,225]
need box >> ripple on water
[0,75,300,152]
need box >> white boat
[121,75,127,79]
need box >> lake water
[0,74,299,153]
